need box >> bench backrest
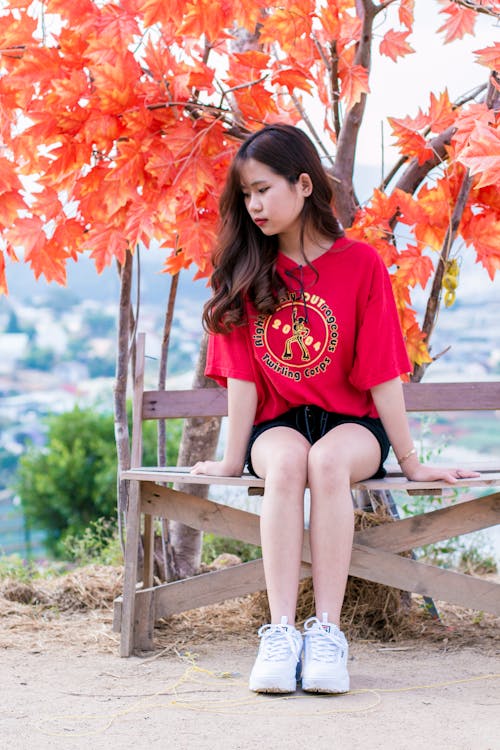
[141,381,500,420]
[132,333,500,462]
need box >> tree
[1,1,499,574]
[15,405,180,557]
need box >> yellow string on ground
[36,652,500,739]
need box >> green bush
[15,405,182,558]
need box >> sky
[357,1,497,168]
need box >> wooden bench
[114,333,500,656]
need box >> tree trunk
[166,333,222,579]
[114,250,134,550]
[158,271,180,580]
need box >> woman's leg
[251,427,310,625]
[307,424,381,625]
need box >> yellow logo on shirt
[252,292,338,380]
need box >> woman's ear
[298,173,313,196]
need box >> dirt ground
[1,570,499,750]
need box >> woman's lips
[254,218,267,226]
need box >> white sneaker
[249,616,303,693]
[301,613,350,693]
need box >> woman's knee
[252,431,309,486]
[307,440,350,484]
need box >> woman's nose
[248,193,262,212]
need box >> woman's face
[239,158,311,240]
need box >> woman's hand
[190,459,242,477]
[402,461,481,484]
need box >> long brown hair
[203,124,344,333]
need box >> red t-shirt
[206,237,411,424]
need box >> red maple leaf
[379,29,415,62]
[437,2,476,44]
[474,42,500,71]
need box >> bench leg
[134,588,155,651]
[143,513,155,588]
[120,480,141,657]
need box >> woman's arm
[371,377,480,483]
[191,377,258,476]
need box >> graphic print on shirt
[252,291,338,381]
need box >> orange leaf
[8,216,68,284]
[86,225,129,272]
[404,320,432,367]
[389,188,423,227]
[232,50,270,70]
[259,0,313,52]
[399,0,415,30]
[7,216,46,256]
[451,103,495,151]
[414,181,452,251]
[272,67,313,94]
[0,191,26,227]
[379,29,415,62]
[90,56,141,113]
[428,89,456,132]
[437,2,476,44]
[178,0,232,43]
[135,0,180,27]
[188,64,216,93]
[339,63,370,111]
[51,219,85,261]
[474,42,500,70]
[395,246,434,289]
[0,13,37,49]
[459,123,500,190]
[145,144,175,189]
[0,157,23,194]
[388,119,433,164]
[462,214,500,281]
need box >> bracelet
[397,447,417,465]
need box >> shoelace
[304,617,346,663]
[258,623,301,662]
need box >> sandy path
[2,627,499,750]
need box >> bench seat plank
[122,466,500,493]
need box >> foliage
[0,0,498,372]
[201,533,262,565]
[15,405,182,557]
[60,517,123,566]
[0,553,63,581]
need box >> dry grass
[1,510,499,656]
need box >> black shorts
[245,404,390,479]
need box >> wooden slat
[141,483,264,546]
[140,381,500,421]
[355,492,500,553]
[142,387,228,420]
[137,485,500,616]
[123,466,266,487]
[139,483,500,614]
[146,561,311,620]
[349,543,500,616]
[402,381,500,412]
[122,466,500,493]
[120,480,142,657]
[355,473,500,492]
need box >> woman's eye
[259,187,269,194]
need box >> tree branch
[393,126,455,195]
[411,170,473,382]
[451,0,500,18]
[331,1,377,227]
